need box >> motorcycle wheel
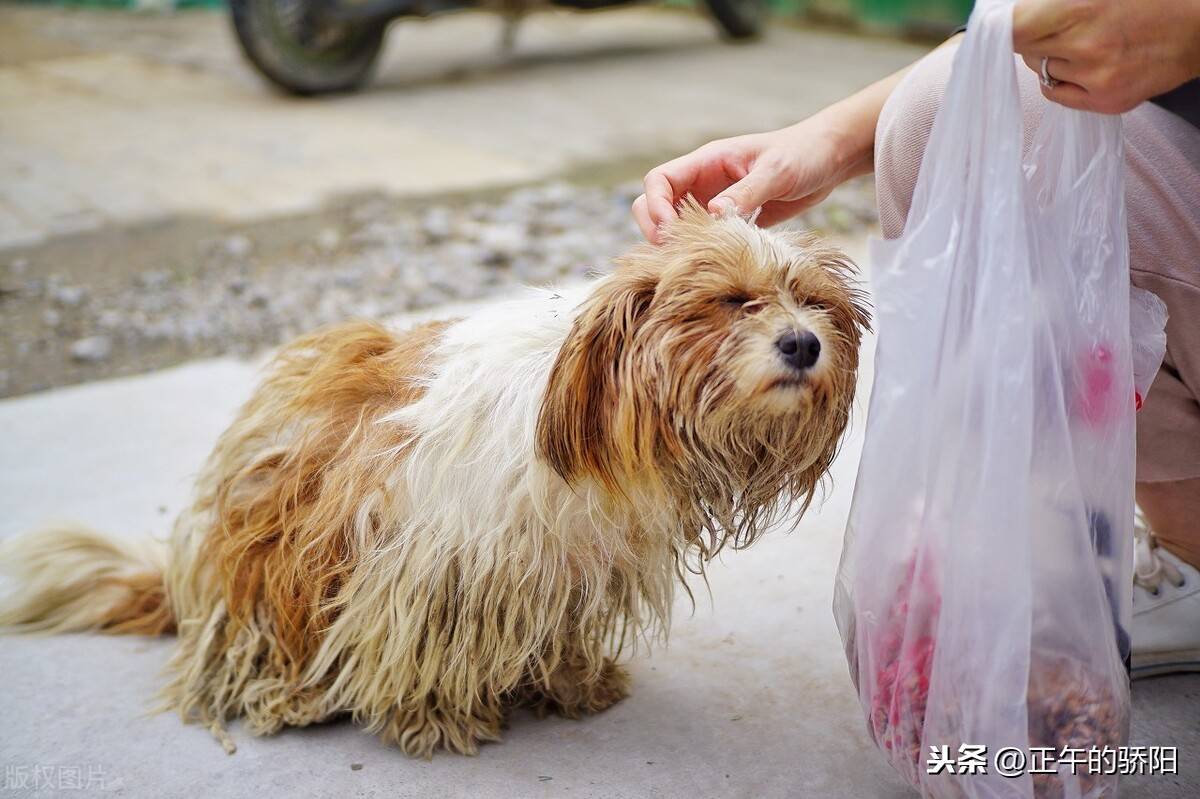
[701,0,765,39]
[230,0,387,96]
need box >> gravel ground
[0,177,878,398]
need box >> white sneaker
[1131,521,1200,678]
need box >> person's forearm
[795,34,963,183]
[810,71,908,181]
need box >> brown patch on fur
[204,319,449,673]
[100,572,176,635]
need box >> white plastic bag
[832,1,1168,796]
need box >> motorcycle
[230,0,765,95]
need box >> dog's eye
[722,295,765,314]
[804,300,831,312]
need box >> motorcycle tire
[230,0,387,96]
[701,0,765,40]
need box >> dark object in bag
[862,557,1122,797]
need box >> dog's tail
[0,524,173,636]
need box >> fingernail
[710,197,737,218]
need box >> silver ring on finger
[1040,57,1059,89]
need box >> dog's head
[536,198,870,557]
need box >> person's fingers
[1019,49,1126,113]
[642,145,730,229]
[642,169,684,233]
[631,193,659,243]
[1020,53,1080,86]
[1012,0,1074,50]
[1038,78,1095,112]
[709,164,788,218]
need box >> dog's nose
[776,330,821,371]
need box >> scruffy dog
[0,200,869,757]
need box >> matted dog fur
[0,200,869,757]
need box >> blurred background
[0,0,968,397]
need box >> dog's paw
[382,702,504,759]
[526,658,630,719]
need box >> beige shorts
[874,43,1200,483]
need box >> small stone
[97,310,125,330]
[534,181,573,206]
[442,241,487,268]
[414,287,446,308]
[41,309,61,328]
[227,277,249,295]
[222,234,253,259]
[138,270,171,290]
[475,223,527,264]
[421,207,454,242]
[52,285,87,307]
[399,267,428,295]
[316,228,342,253]
[139,319,171,341]
[347,223,389,248]
[350,763,363,771]
[69,335,112,363]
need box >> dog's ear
[536,265,659,492]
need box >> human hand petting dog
[632,119,863,244]
[1013,0,1200,114]
[631,70,907,243]
[636,0,1200,242]
[632,81,902,244]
